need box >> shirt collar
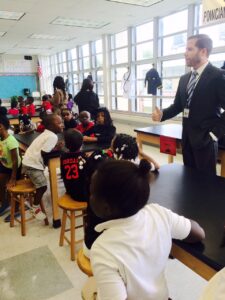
[95,211,140,233]
[192,61,209,77]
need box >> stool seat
[8,179,36,194]
[77,248,93,277]
[58,194,87,261]
[58,194,87,211]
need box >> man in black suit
[152,34,225,174]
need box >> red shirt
[27,103,36,115]
[20,106,28,114]
[42,101,52,111]
[36,123,45,133]
[76,121,94,134]
[8,108,19,115]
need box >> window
[136,22,153,43]
[159,10,188,36]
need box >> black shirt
[74,90,99,119]
[60,151,88,201]
[64,118,78,130]
[84,124,116,144]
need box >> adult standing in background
[152,34,225,174]
[52,76,68,112]
[74,78,99,119]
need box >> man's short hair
[188,34,213,56]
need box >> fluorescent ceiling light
[29,34,74,41]
[0,10,25,20]
[51,17,109,29]
[0,32,6,37]
[106,0,163,7]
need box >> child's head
[95,107,112,126]
[81,78,93,92]
[11,100,18,109]
[27,96,34,105]
[68,93,73,101]
[42,114,63,134]
[0,115,10,134]
[42,94,49,101]
[112,134,138,160]
[90,159,151,220]
[64,128,83,152]
[79,111,91,126]
[62,109,73,122]
[17,96,24,104]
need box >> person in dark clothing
[73,78,99,119]
[145,64,162,95]
[83,107,116,145]
[221,61,225,70]
[60,129,88,201]
[61,108,78,130]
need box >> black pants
[182,138,218,175]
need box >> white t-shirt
[91,203,191,300]
[22,130,58,170]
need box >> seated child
[22,114,63,220]
[76,111,94,134]
[89,159,205,300]
[62,108,78,130]
[26,96,36,115]
[36,111,46,133]
[83,133,159,257]
[19,114,36,133]
[67,93,74,111]
[8,100,19,115]
[41,94,52,113]
[0,99,7,116]
[0,115,21,220]
[83,107,116,145]
[18,97,28,115]
[60,129,88,201]
[112,133,160,170]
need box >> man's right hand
[152,106,162,122]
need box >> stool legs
[70,211,75,261]
[20,195,26,236]
[59,210,67,247]
[10,194,16,228]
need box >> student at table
[26,96,36,115]
[87,159,205,300]
[22,114,63,220]
[61,108,78,130]
[8,100,19,115]
[76,111,94,134]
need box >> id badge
[183,108,190,118]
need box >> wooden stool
[58,194,87,261]
[7,179,48,236]
[77,248,93,277]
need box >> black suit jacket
[161,63,225,149]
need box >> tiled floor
[0,121,211,300]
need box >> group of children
[8,96,36,116]
[0,102,206,299]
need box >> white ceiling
[0,0,199,56]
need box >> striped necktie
[186,71,198,106]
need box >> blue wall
[0,74,38,98]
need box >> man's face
[184,38,204,68]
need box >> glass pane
[210,53,225,68]
[199,23,225,48]
[71,48,77,60]
[162,33,187,56]
[112,97,116,110]
[115,67,127,81]
[162,59,185,77]
[96,82,104,95]
[99,96,104,105]
[83,57,90,69]
[161,78,180,97]
[72,60,77,71]
[96,54,103,67]
[117,97,128,111]
[136,41,153,60]
[137,80,148,97]
[162,98,175,109]
[115,48,128,64]
[82,44,89,57]
[136,98,152,113]
[59,64,63,73]
[115,31,128,48]
[97,70,103,82]
[137,64,152,79]
[95,39,102,53]
[63,63,67,73]
[159,10,188,36]
[136,22,153,43]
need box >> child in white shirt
[88,159,205,300]
[22,114,63,220]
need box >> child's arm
[138,147,160,170]
[83,136,97,142]
[182,219,205,243]
[7,149,19,188]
